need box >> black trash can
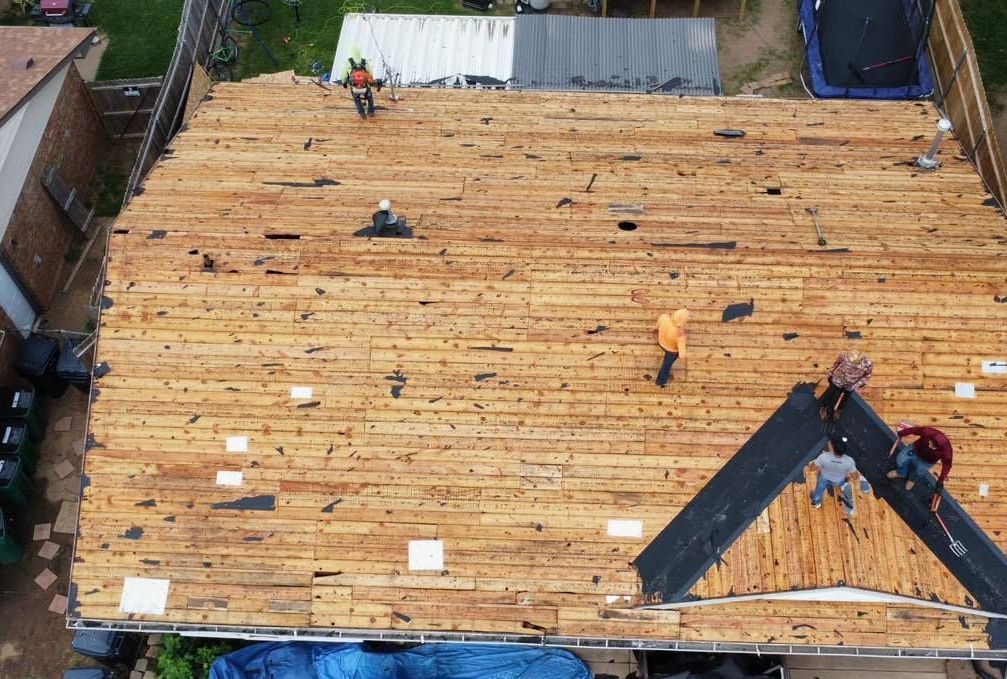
[56,338,92,394]
[71,629,141,667]
[0,421,38,476]
[0,387,45,443]
[15,334,66,397]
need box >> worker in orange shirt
[654,309,689,387]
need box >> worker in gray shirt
[809,437,862,517]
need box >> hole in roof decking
[618,221,638,231]
[766,187,782,195]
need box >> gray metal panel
[512,15,721,95]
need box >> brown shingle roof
[0,26,94,125]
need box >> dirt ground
[714,0,806,96]
[0,239,105,679]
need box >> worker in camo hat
[819,350,873,421]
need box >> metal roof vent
[13,57,35,72]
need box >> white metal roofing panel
[333,14,515,87]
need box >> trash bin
[0,506,23,565]
[0,421,38,476]
[71,629,141,667]
[0,455,32,510]
[15,333,66,398]
[64,669,112,679]
[56,338,92,394]
[0,387,46,443]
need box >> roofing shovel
[926,493,967,557]
[933,512,967,557]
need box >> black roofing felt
[633,383,828,602]
[836,394,1007,622]
[633,386,1007,648]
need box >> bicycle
[232,0,271,26]
[207,31,239,81]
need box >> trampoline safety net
[817,0,935,89]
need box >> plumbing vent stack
[916,118,952,170]
[379,199,397,226]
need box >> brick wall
[0,308,22,386]
[2,62,108,309]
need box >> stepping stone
[134,658,148,672]
[48,594,68,614]
[130,672,142,679]
[38,541,61,560]
[54,459,77,479]
[53,416,73,432]
[53,500,78,534]
[35,568,57,590]
[32,523,51,541]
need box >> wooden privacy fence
[124,0,234,205]
[87,78,163,140]
[927,0,1007,208]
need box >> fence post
[940,48,968,105]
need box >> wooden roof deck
[72,86,1007,653]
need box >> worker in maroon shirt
[886,423,953,492]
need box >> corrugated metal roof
[512,15,721,95]
[333,14,515,87]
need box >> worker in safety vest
[341,57,382,118]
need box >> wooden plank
[71,87,1007,651]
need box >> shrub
[156,634,237,679]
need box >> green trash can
[0,422,37,477]
[0,455,32,511]
[0,506,23,565]
[0,387,45,444]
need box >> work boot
[885,470,901,480]
[905,480,916,491]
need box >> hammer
[807,207,826,247]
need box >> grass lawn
[92,0,185,80]
[232,0,507,81]
[960,0,1007,95]
[0,0,183,80]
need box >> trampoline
[799,0,935,99]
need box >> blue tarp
[210,642,592,679]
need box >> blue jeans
[895,445,935,483]
[352,89,375,116]
[656,351,678,386]
[811,475,854,516]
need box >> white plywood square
[215,470,243,486]
[290,386,313,399]
[119,577,170,615]
[980,484,990,497]
[954,382,976,399]
[607,519,643,538]
[225,436,248,453]
[408,540,444,571]
[982,361,1007,375]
